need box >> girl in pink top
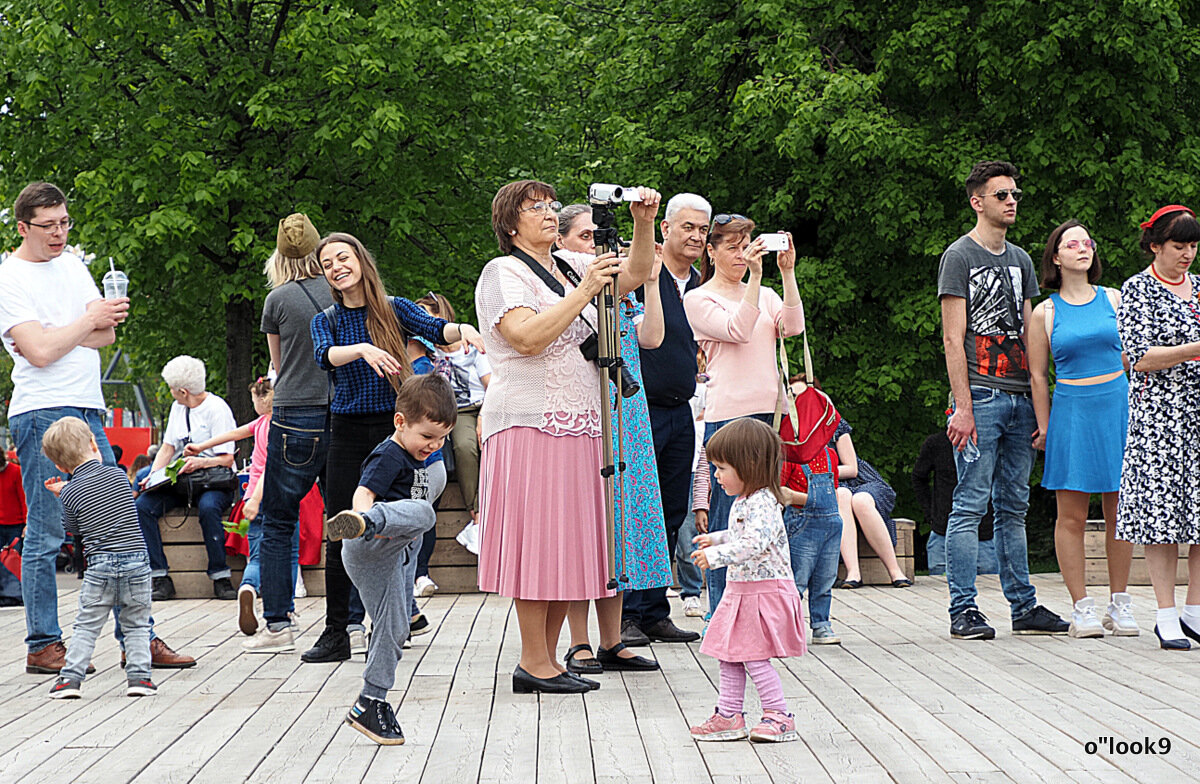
[684,215,804,616]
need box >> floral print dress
[1116,272,1200,544]
[611,294,671,591]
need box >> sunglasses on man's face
[980,189,1023,203]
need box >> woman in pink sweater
[684,214,804,616]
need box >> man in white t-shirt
[0,182,194,673]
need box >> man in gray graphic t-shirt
[936,160,1067,641]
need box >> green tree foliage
[3,0,1199,533]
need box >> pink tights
[718,659,787,716]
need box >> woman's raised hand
[629,188,662,224]
[777,231,796,272]
[743,236,767,277]
[579,252,622,298]
[357,343,404,377]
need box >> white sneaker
[1103,592,1140,637]
[238,584,259,636]
[242,625,296,653]
[294,577,307,599]
[683,596,704,617]
[349,628,368,655]
[666,588,681,598]
[289,612,301,632]
[455,523,479,555]
[415,576,438,597]
[1068,597,1104,638]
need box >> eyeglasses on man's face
[981,189,1022,203]
[26,218,74,234]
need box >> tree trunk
[224,294,256,462]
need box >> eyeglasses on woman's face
[520,200,562,215]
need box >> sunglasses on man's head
[980,189,1023,203]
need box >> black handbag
[171,406,237,501]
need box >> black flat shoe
[891,578,913,588]
[1182,619,1200,644]
[512,666,590,694]
[641,618,700,643]
[837,579,863,590]
[564,671,600,690]
[564,643,603,675]
[596,642,660,671]
[1154,625,1191,651]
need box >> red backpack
[774,331,841,465]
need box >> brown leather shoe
[121,637,197,670]
[26,641,96,675]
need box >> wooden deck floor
[1,573,1196,783]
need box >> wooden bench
[159,510,326,599]
[837,517,916,585]
[1084,519,1189,586]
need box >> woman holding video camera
[475,181,659,694]
[684,216,804,616]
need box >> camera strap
[510,247,566,297]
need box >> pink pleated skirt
[700,579,807,662]
[477,426,614,601]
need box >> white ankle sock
[1156,608,1184,640]
[1180,604,1200,629]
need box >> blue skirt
[1042,375,1128,493]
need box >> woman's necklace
[1149,264,1187,286]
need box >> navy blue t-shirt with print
[358,437,441,504]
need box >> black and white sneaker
[326,510,367,541]
[950,608,996,640]
[49,677,82,699]
[409,614,431,636]
[346,697,405,745]
[1012,605,1069,635]
[127,678,157,697]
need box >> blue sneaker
[811,627,841,645]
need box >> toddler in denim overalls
[783,444,843,645]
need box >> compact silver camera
[588,183,643,204]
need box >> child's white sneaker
[349,628,368,656]
[294,576,307,598]
[1068,597,1104,638]
[682,596,704,617]
[415,576,438,597]
[1103,592,1140,637]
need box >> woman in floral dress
[1116,205,1200,649]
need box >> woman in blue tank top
[1028,220,1134,640]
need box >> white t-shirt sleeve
[162,403,189,454]
[0,266,41,338]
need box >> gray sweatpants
[341,462,445,700]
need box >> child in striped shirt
[42,416,154,699]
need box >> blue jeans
[704,413,774,616]
[242,513,299,613]
[927,531,998,576]
[786,467,842,632]
[64,551,152,682]
[675,488,703,599]
[11,407,115,651]
[136,486,233,579]
[946,387,1038,620]
[260,406,329,627]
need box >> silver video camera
[588,183,643,204]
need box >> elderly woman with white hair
[135,355,238,601]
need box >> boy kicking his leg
[42,417,155,698]
[326,374,455,745]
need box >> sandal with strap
[564,643,603,675]
[596,642,660,671]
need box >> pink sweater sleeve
[776,300,805,338]
[684,291,759,344]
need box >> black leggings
[324,412,394,632]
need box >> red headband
[1140,204,1195,230]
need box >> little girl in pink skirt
[690,418,806,742]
